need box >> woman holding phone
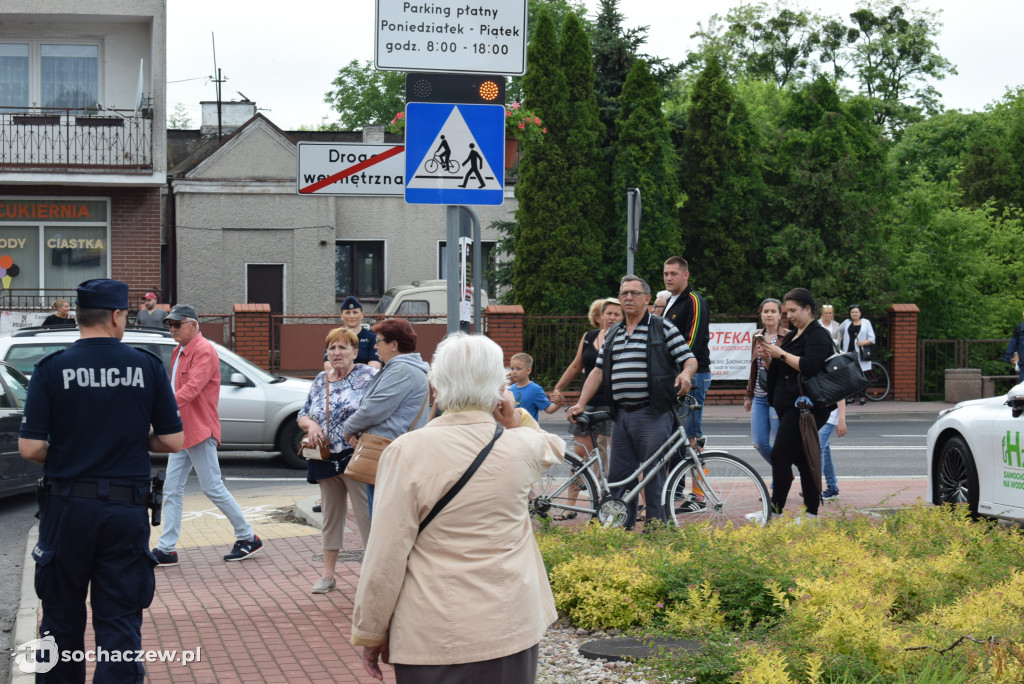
[744,298,788,465]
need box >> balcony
[0,106,152,171]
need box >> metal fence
[918,339,1016,399]
[0,107,153,170]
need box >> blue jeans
[750,394,778,464]
[818,422,838,491]
[684,372,712,439]
[156,437,253,553]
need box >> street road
[0,417,932,679]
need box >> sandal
[553,511,578,521]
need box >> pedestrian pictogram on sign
[404,102,505,206]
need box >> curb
[293,494,324,530]
[10,525,38,684]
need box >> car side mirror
[228,372,249,387]
[1007,399,1024,419]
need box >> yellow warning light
[479,81,500,101]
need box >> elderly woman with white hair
[351,333,565,683]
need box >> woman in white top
[837,304,875,405]
[818,304,840,343]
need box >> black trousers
[769,403,830,516]
[394,643,539,684]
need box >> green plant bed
[535,505,1024,682]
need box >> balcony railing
[0,106,153,171]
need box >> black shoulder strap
[418,423,503,534]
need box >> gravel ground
[537,624,660,684]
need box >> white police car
[926,382,1024,521]
[0,361,43,498]
[0,327,312,469]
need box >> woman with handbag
[351,333,565,683]
[743,298,789,465]
[837,304,875,405]
[762,288,836,520]
[297,327,377,594]
[343,318,430,513]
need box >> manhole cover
[579,636,702,662]
[338,550,364,562]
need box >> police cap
[340,296,362,311]
[76,279,129,310]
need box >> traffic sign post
[404,102,505,206]
[296,143,405,196]
[375,0,527,75]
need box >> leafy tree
[888,179,1024,339]
[727,5,820,88]
[678,56,767,313]
[610,60,682,288]
[846,2,956,135]
[511,9,598,314]
[958,88,1024,211]
[888,109,980,185]
[764,77,894,311]
[322,60,405,130]
[168,102,193,130]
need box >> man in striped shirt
[568,275,697,529]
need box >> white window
[0,41,100,111]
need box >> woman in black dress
[42,299,75,327]
[762,288,836,519]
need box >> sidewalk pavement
[12,401,945,683]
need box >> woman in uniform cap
[338,296,381,370]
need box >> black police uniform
[21,289,181,683]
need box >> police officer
[20,279,183,684]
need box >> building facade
[0,0,166,306]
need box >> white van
[371,280,489,321]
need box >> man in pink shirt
[152,305,263,565]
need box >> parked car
[926,381,1024,521]
[372,280,488,321]
[0,361,42,499]
[0,327,312,469]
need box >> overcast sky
[166,1,1023,130]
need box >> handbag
[418,424,502,534]
[801,346,868,406]
[344,393,429,485]
[300,374,331,461]
[859,343,876,362]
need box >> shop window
[336,241,384,300]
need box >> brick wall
[0,185,163,296]
[888,303,919,401]
[484,304,525,367]
[234,303,271,370]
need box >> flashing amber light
[479,81,500,101]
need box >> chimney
[200,100,257,138]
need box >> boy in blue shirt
[509,352,562,420]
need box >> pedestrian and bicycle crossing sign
[404,102,505,205]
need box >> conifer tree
[610,60,682,288]
[679,56,767,313]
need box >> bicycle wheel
[665,453,771,527]
[444,159,461,174]
[864,362,890,401]
[424,158,439,173]
[528,452,598,527]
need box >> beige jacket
[350,409,565,665]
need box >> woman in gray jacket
[343,318,430,513]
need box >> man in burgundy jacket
[152,305,263,565]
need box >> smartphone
[753,333,765,341]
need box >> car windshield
[0,364,29,406]
[373,293,394,315]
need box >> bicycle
[528,396,772,528]
[424,154,460,174]
[864,361,890,401]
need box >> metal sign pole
[459,205,484,333]
[445,205,460,334]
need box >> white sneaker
[311,577,336,594]
[792,513,818,526]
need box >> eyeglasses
[619,290,646,298]
[165,320,189,329]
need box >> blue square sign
[404,102,505,206]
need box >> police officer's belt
[620,402,650,413]
[47,480,151,506]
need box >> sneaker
[675,494,706,514]
[311,577,336,594]
[224,535,263,562]
[152,548,178,566]
[793,513,818,526]
[695,436,707,449]
[822,488,840,501]
[744,511,768,525]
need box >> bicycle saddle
[577,410,611,427]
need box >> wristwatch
[780,352,787,362]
